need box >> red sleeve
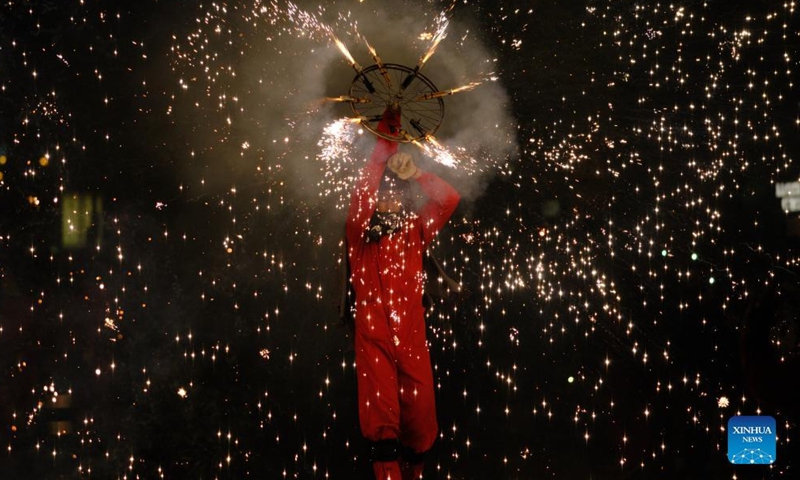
[345,110,401,244]
[415,170,460,247]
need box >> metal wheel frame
[348,63,445,142]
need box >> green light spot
[709,277,715,285]
[691,253,698,261]
[661,249,668,257]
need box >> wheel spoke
[348,64,445,142]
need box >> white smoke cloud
[172,0,518,211]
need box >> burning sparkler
[400,133,460,170]
[331,34,375,93]
[418,15,449,68]
[325,95,371,104]
[398,12,450,95]
[362,36,393,88]
[331,34,358,68]
[414,81,483,101]
[421,135,458,168]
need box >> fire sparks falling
[171,5,800,476]
[5,0,800,478]
[316,112,483,207]
[419,11,450,68]
[316,118,363,209]
[273,1,336,41]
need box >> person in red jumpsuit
[346,104,460,480]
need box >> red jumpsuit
[346,109,460,480]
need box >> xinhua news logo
[727,416,776,465]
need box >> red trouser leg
[355,303,437,479]
[397,339,437,479]
[373,461,403,480]
[355,305,402,478]
[400,461,424,480]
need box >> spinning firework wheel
[347,64,445,143]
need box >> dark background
[1,0,798,479]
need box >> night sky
[1,0,799,479]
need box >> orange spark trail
[362,36,392,88]
[414,81,484,101]
[419,13,449,68]
[325,95,371,104]
[331,34,359,69]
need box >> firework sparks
[315,118,364,209]
[274,1,337,41]
[331,33,359,69]
[5,0,800,478]
[413,81,485,101]
[324,95,371,104]
[330,33,376,93]
[419,11,450,68]
[402,133,481,173]
[399,11,451,94]
[362,36,393,88]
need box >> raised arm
[415,170,460,247]
[345,106,402,244]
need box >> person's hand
[388,152,419,180]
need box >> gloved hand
[387,152,418,180]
